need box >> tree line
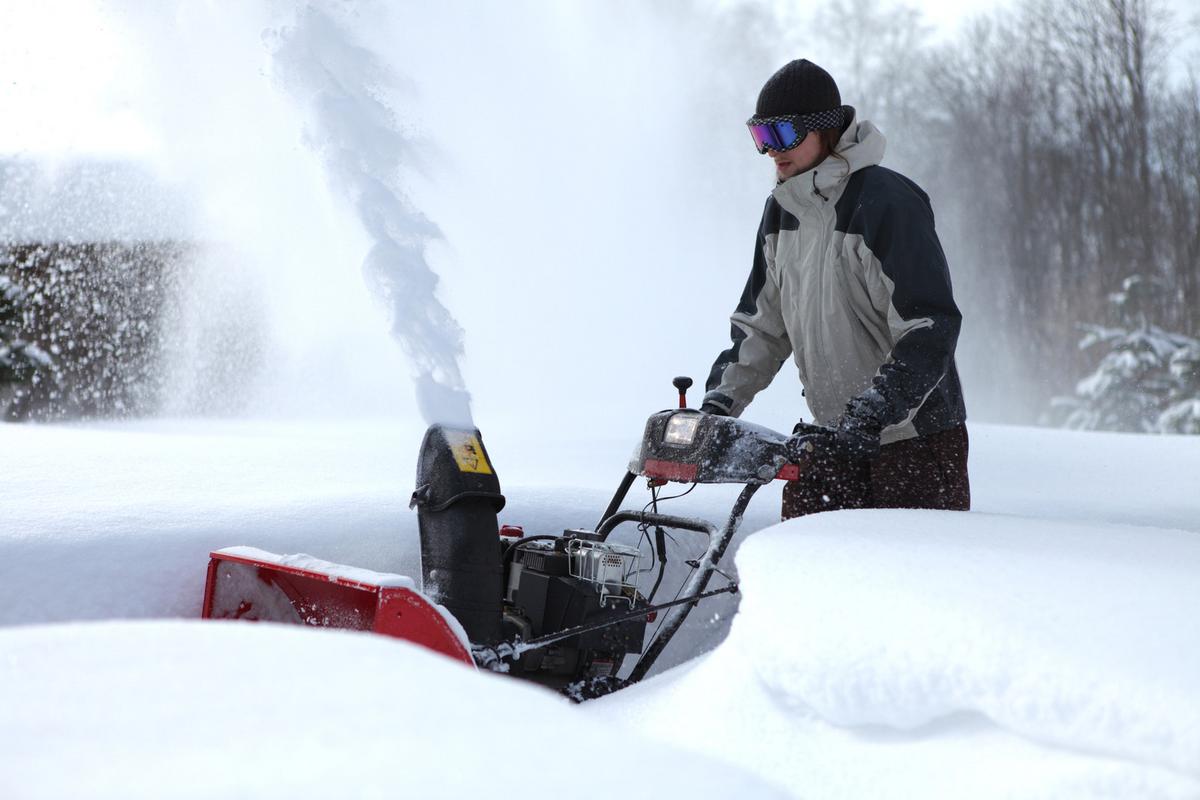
[762,0,1200,424]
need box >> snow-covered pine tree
[1158,344,1200,434]
[1051,275,1200,434]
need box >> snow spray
[270,6,473,428]
[104,1,776,429]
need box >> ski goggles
[746,108,845,154]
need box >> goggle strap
[747,108,845,132]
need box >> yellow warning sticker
[446,432,493,475]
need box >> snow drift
[0,621,787,800]
[3,419,1200,798]
[593,511,1200,798]
[743,513,1200,773]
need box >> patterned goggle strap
[746,108,845,154]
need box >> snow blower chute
[202,376,810,699]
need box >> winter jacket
[703,112,966,445]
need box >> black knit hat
[755,59,841,118]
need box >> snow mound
[0,620,787,800]
[0,421,428,626]
[593,510,1200,798]
[734,512,1200,778]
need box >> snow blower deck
[202,377,807,699]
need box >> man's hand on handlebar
[788,425,880,462]
[786,402,883,463]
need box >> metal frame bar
[596,483,760,684]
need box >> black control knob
[672,376,693,409]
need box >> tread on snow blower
[201,377,813,700]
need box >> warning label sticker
[446,432,493,475]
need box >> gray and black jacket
[704,114,966,445]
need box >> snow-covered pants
[781,424,970,520]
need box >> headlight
[664,413,701,446]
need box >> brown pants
[782,424,970,520]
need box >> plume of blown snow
[269,5,473,428]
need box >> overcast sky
[0,0,1027,158]
[3,0,1195,157]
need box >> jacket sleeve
[703,202,792,417]
[850,185,961,430]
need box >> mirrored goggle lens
[748,120,802,153]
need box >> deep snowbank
[0,620,788,800]
[4,419,1200,798]
[593,510,1200,798]
[0,420,426,624]
[742,512,1200,775]
[0,418,769,670]
[5,419,1196,632]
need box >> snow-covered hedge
[0,273,60,420]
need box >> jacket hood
[773,111,887,212]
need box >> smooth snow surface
[735,515,1199,775]
[592,513,1200,799]
[0,420,429,626]
[2,418,1199,798]
[0,621,787,800]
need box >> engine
[500,530,649,691]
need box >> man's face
[768,130,825,181]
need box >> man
[701,59,970,519]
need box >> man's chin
[776,158,821,182]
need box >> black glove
[786,398,883,462]
[787,426,878,462]
[831,420,882,460]
[700,402,728,416]
[836,393,884,459]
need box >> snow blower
[202,376,810,699]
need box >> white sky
[0,0,1025,158]
[0,1,155,157]
[1,0,1194,157]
